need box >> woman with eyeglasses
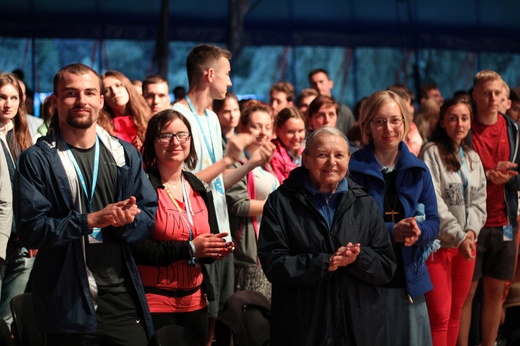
[132,109,233,346]
[349,90,440,346]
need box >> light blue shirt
[303,174,349,231]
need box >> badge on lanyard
[504,225,513,241]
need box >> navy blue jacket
[349,142,440,297]
[258,167,396,346]
[14,127,157,337]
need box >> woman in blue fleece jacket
[349,90,440,346]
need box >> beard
[65,108,97,129]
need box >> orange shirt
[138,184,211,313]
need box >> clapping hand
[393,217,421,246]
[248,142,276,168]
[328,242,361,271]
[487,161,518,185]
[192,232,234,259]
[87,196,141,229]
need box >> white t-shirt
[252,165,279,227]
[173,102,232,241]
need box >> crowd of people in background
[1,42,520,346]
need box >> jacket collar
[284,166,368,199]
[39,125,125,166]
[350,141,426,174]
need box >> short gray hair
[304,127,350,154]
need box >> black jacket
[258,167,396,346]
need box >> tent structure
[2,0,520,110]
[2,0,520,53]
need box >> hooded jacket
[258,166,396,346]
[14,126,157,337]
[349,142,440,298]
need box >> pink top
[270,139,301,184]
[113,115,138,144]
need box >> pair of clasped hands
[393,217,421,247]
[395,215,476,261]
[328,243,361,271]
[192,232,235,260]
[487,161,518,185]
[87,196,235,259]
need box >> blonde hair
[358,90,410,145]
[473,70,502,89]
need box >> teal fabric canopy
[1,0,519,53]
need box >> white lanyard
[163,175,195,241]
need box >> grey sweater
[420,142,487,248]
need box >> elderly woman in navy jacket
[258,127,396,346]
[349,90,440,346]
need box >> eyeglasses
[370,117,404,128]
[157,132,191,144]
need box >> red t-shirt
[138,183,210,313]
[472,115,509,227]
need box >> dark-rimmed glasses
[157,132,191,144]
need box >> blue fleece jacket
[349,142,440,297]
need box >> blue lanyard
[185,95,216,164]
[66,137,100,213]
[458,146,470,199]
[458,146,471,223]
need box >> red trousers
[425,247,476,346]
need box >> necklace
[162,175,195,229]
[162,174,182,189]
[382,169,401,223]
[166,180,181,189]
